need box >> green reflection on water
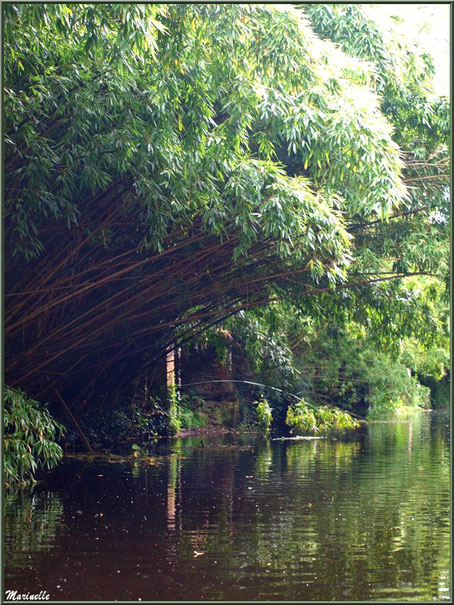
[5,490,65,570]
[169,413,449,601]
[4,411,450,602]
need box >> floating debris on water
[272,436,326,441]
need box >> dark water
[5,411,450,602]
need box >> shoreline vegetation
[4,3,449,488]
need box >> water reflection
[4,411,450,601]
[5,490,65,575]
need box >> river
[5,410,450,602]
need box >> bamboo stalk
[54,388,94,453]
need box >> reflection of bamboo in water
[228,464,235,539]
[5,490,65,554]
[220,461,235,540]
[284,439,361,474]
[167,454,181,532]
[191,528,208,552]
[189,457,236,551]
[167,458,176,532]
[256,441,272,476]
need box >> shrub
[286,398,359,434]
[256,395,273,433]
[79,396,168,445]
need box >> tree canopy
[4,4,449,421]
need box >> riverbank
[175,425,259,439]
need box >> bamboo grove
[4,4,449,418]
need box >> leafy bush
[358,347,431,419]
[400,336,449,386]
[286,398,359,434]
[180,407,206,430]
[179,394,207,430]
[256,395,273,433]
[367,374,431,420]
[4,387,65,488]
[79,396,168,445]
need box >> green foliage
[228,307,300,391]
[286,402,317,433]
[303,4,447,145]
[225,294,444,425]
[286,399,359,434]
[181,330,232,366]
[4,3,449,424]
[303,3,449,276]
[4,387,65,487]
[256,395,273,433]
[168,384,181,435]
[131,443,146,458]
[178,393,207,431]
[295,326,434,419]
[179,407,206,431]
[399,283,449,383]
[80,396,167,445]
[168,414,182,435]
[5,3,411,264]
[402,341,449,381]
[421,376,450,410]
[365,365,431,420]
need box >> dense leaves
[4,387,65,487]
[286,400,359,433]
[4,4,449,428]
[303,3,450,277]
